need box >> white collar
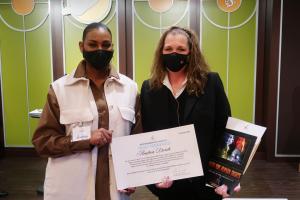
[163,75,187,98]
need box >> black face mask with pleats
[83,49,113,71]
[162,53,189,72]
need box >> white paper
[226,117,266,145]
[111,125,203,190]
[71,126,91,142]
[29,109,42,118]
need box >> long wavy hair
[149,26,210,96]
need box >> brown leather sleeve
[32,86,93,158]
[131,93,143,135]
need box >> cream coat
[44,69,137,200]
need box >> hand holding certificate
[111,125,203,190]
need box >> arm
[213,73,231,138]
[131,94,143,135]
[32,86,93,158]
[212,73,241,197]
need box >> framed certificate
[111,125,203,189]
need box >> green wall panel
[26,20,52,142]
[64,16,84,74]
[0,1,52,146]
[201,0,228,26]
[0,4,23,29]
[133,0,189,89]
[201,17,228,88]
[24,4,48,29]
[134,18,159,88]
[0,27,28,146]
[228,16,256,122]
[161,1,189,27]
[201,0,258,122]
[0,0,12,3]
[230,0,255,25]
[134,1,160,28]
[64,1,118,74]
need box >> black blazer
[140,72,231,200]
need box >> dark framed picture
[214,129,257,170]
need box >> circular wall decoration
[64,0,116,30]
[0,0,49,32]
[217,0,242,13]
[202,0,257,30]
[148,0,173,13]
[134,0,189,30]
[12,0,34,16]
[66,0,112,24]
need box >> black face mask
[162,53,189,72]
[83,49,113,71]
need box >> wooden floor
[0,156,299,200]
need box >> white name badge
[72,125,91,142]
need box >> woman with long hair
[140,26,240,200]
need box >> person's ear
[79,41,84,53]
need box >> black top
[140,72,231,200]
[165,89,187,127]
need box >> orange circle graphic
[217,0,242,13]
[148,0,173,13]
[12,0,34,16]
